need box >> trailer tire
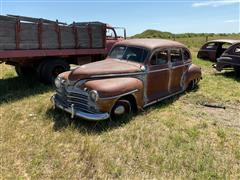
[15,65,35,77]
[40,59,70,84]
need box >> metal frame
[0,48,108,59]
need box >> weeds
[1,36,240,179]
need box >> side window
[222,43,231,49]
[205,43,217,49]
[183,49,190,61]
[234,46,240,54]
[106,28,116,39]
[170,49,182,63]
[150,50,168,65]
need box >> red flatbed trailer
[0,15,126,83]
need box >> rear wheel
[187,79,196,90]
[110,99,132,120]
[37,59,70,84]
[15,65,35,77]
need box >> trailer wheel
[15,65,35,77]
[39,59,70,84]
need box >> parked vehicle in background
[213,43,240,76]
[51,39,202,120]
[197,39,240,62]
[0,15,126,83]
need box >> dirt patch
[183,102,240,130]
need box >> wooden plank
[0,18,16,50]
[77,27,89,48]
[60,26,75,49]
[19,22,38,49]
[90,24,104,48]
[42,24,58,49]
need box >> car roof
[207,39,240,44]
[115,38,187,50]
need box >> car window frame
[149,48,169,67]
[170,48,183,66]
[108,45,150,64]
[182,48,192,63]
[233,46,240,54]
[204,42,218,50]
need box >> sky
[1,0,239,36]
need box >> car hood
[68,58,144,81]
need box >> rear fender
[184,64,202,88]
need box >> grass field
[1,36,240,179]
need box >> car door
[169,48,185,93]
[146,49,170,103]
[198,42,219,61]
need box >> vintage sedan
[197,39,240,62]
[51,39,202,120]
[213,43,240,75]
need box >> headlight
[54,77,65,89]
[89,90,99,102]
[54,77,61,88]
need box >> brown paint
[54,39,202,119]
[68,58,142,81]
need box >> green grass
[1,37,240,179]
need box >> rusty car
[197,39,240,62]
[213,43,240,76]
[51,39,202,120]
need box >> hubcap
[114,105,125,115]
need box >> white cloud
[192,0,240,7]
[224,19,240,23]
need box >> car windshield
[109,45,148,63]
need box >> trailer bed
[0,15,106,60]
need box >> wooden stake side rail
[6,14,67,25]
[0,15,106,56]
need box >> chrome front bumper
[51,95,110,121]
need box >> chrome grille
[55,87,97,113]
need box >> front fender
[84,77,144,112]
[84,77,143,97]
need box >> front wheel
[110,99,132,120]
